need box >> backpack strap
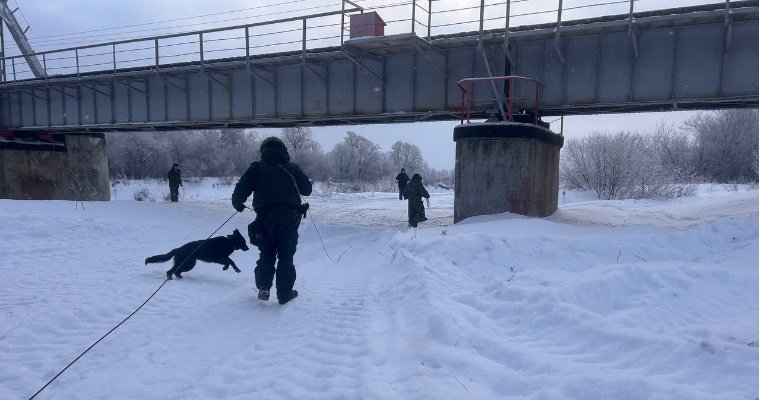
[278,164,309,219]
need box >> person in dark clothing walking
[168,163,183,202]
[232,136,312,305]
[404,173,430,228]
[395,168,410,200]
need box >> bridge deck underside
[0,5,757,132]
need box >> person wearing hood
[232,136,312,305]
[403,173,430,228]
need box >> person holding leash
[395,168,410,200]
[167,163,183,202]
[404,173,430,228]
[232,137,312,305]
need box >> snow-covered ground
[1,180,757,399]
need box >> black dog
[145,229,250,280]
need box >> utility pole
[0,0,45,78]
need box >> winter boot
[278,290,298,305]
[258,288,270,301]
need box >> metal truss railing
[0,1,364,82]
[0,0,740,83]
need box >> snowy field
[1,180,757,399]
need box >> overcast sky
[5,0,714,169]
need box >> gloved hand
[233,203,245,212]
[426,198,430,208]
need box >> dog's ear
[233,229,250,251]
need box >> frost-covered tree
[683,109,759,182]
[561,131,694,200]
[107,132,162,179]
[328,141,352,181]
[279,127,324,179]
[388,141,424,174]
[343,131,382,181]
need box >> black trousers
[169,184,179,202]
[408,200,426,227]
[254,208,301,300]
[398,185,406,200]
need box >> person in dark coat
[404,173,430,228]
[395,168,410,200]
[232,136,312,305]
[167,163,183,202]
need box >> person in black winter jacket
[395,168,410,200]
[232,136,312,305]
[404,173,430,228]
[167,163,183,202]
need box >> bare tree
[279,127,323,178]
[111,133,161,179]
[328,141,352,180]
[562,131,694,200]
[344,131,382,181]
[684,109,759,182]
[388,141,425,174]
[280,127,320,154]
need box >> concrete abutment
[453,122,563,222]
[0,133,110,201]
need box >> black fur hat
[260,136,286,152]
[412,173,422,181]
[260,136,290,165]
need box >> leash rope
[28,278,170,400]
[27,211,239,400]
[308,213,349,263]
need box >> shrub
[213,176,235,188]
[133,188,156,202]
[562,131,697,200]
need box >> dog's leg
[174,258,195,279]
[227,258,241,273]
[217,256,240,273]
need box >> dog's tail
[145,250,175,265]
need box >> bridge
[0,0,756,132]
[0,0,757,212]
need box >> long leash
[308,212,349,263]
[277,165,346,263]
[27,210,239,400]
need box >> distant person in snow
[404,173,430,228]
[232,136,312,305]
[167,163,183,202]
[395,168,410,200]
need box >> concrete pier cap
[453,121,564,222]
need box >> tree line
[561,109,759,199]
[106,127,453,185]
[107,109,757,199]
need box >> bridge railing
[457,76,543,124]
[0,1,366,82]
[0,0,738,82]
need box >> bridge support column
[0,133,110,201]
[453,122,563,222]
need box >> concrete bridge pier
[453,122,564,222]
[0,132,110,201]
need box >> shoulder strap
[278,164,303,202]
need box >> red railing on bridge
[457,76,543,125]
